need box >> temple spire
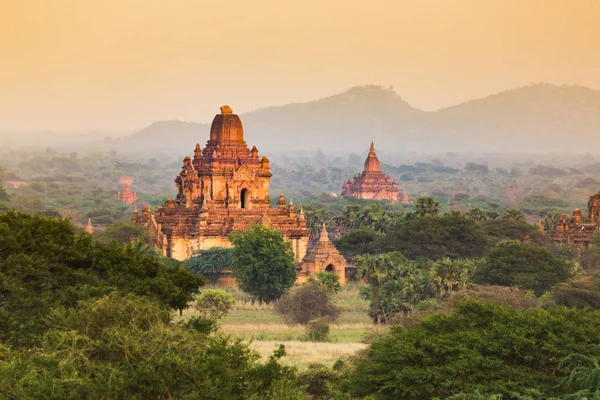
[85,218,93,234]
[319,223,329,242]
[363,141,381,172]
[401,188,410,204]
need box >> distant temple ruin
[114,177,138,204]
[133,106,344,283]
[342,142,399,202]
[550,190,600,249]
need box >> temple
[550,190,600,250]
[133,106,343,283]
[342,142,399,202]
[114,183,138,204]
[298,224,346,284]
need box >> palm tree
[415,196,440,217]
[431,258,470,297]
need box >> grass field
[181,283,384,368]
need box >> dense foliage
[0,293,301,400]
[229,224,297,303]
[345,299,600,399]
[473,240,574,295]
[0,211,203,346]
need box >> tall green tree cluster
[0,211,203,346]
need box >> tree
[552,274,600,309]
[376,214,489,260]
[356,252,432,323]
[194,289,236,327]
[0,211,203,347]
[431,258,470,297]
[344,299,600,399]
[103,221,155,245]
[0,293,301,399]
[503,208,526,222]
[543,209,563,233]
[229,224,297,303]
[473,241,574,296]
[478,219,543,245]
[185,247,233,281]
[415,196,440,217]
[309,271,342,294]
[275,283,339,325]
[333,228,383,261]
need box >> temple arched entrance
[325,264,335,272]
[240,188,250,209]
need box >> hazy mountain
[101,83,600,155]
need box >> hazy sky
[1,0,599,132]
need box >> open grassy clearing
[180,283,383,367]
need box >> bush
[298,363,341,398]
[309,271,342,294]
[307,320,330,342]
[275,284,340,325]
[194,289,236,324]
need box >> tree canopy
[229,224,297,303]
[0,211,203,346]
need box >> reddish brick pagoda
[133,106,311,263]
[342,141,399,202]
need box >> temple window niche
[240,188,249,209]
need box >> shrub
[307,320,330,342]
[309,271,342,294]
[274,284,340,325]
[298,363,341,398]
[194,289,236,323]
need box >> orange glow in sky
[1,0,599,131]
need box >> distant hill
[96,83,600,155]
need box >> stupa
[298,224,346,284]
[341,142,399,202]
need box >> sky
[1,0,599,132]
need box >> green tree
[431,258,471,297]
[473,241,574,296]
[0,293,301,399]
[415,196,440,217]
[194,289,236,328]
[503,208,526,222]
[309,271,342,294]
[552,274,600,309]
[333,228,383,261]
[345,299,600,400]
[356,252,432,323]
[376,214,488,260]
[543,209,563,234]
[229,224,297,303]
[185,247,233,281]
[275,283,339,325]
[103,221,155,245]
[0,211,203,347]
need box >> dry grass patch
[250,340,366,369]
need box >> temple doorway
[240,188,249,209]
[325,264,335,272]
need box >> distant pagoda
[401,188,410,204]
[341,142,399,203]
[115,177,138,204]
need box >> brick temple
[134,106,345,283]
[550,190,600,249]
[342,141,399,202]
